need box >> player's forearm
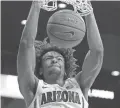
[20,2,40,46]
[85,13,104,52]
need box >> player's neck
[45,78,65,87]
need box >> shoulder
[65,77,80,89]
[74,76,89,101]
[27,79,44,108]
[65,77,89,102]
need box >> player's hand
[87,0,92,7]
[33,0,46,9]
[34,0,48,9]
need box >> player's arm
[17,1,41,105]
[75,12,104,100]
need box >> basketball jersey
[28,78,88,108]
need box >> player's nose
[51,57,58,63]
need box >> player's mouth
[51,65,60,68]
[49,64,61,68]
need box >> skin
[40,51,65,86]
[17,1,104,107]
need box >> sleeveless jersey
[28,78,88,108]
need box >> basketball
[47,9,86,48]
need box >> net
[37,0,93,16]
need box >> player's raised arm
[75,7,104,99]
[17,1,41,105]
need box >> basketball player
[17,1,104,108]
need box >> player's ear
[38,67,45,80]
[39,67,43,75]
[64,72,67,80]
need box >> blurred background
[1,1,120,108]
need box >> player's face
[41,51,65,81]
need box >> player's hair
[34,38,79,79]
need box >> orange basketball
[47,9,86,48]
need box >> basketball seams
[60,11,85,23]
[53,10,85,23]
[48,23,85,33]
[48,11,85,32]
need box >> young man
[17,1,104,108]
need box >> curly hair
[34,38,79,79]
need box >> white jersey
[28,78,88,108]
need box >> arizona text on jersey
[28,78,88,108]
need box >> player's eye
[57,57,63,61]
[44,56,53,60]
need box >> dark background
[1,1,120,108]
